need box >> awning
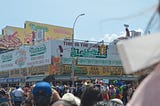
[54,75,138,81]
[89,75,138,81]
[0,77,23,83]
[25,75,138,82]
[55,75,70,80]
[26,75,47,82]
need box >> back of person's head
[80,84,103,106]
[93,100,124,106]
[15,85,19,89]
[32,81,52,106]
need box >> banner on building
[25,21,72,40]
[2,26,32,46]
[58,64,124,76]
[51,40,108,58]
[0,41,52,71]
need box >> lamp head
[124,24,129,28]
[80,13,85,16]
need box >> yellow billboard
[8,65,51,77]
[25,21,73,40]
[61,65,124,76]
[2,26,34,46]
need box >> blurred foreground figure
[127,64,160,106]
[116,1,160,106]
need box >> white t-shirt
[12,87,24,97]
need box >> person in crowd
[74,83,83,98]
[93,99,124,106]
[80,84,103,106]
[61,93,80,106]
[51,99,77,106]
[32,81,52,106]
[12,86,24,106]
[121,85,128,105]
[23,89,33,106]
[50,86,61,105]
[0,89,12,106]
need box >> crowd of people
[0,79,138,106]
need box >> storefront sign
[0,41,51,71]
[57,64,124,76]
[78,58,122,66]
[51,40,108,58]
[60,57,122,66]
[0,71,9,78]
[0,77,22,83]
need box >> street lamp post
[71,13,85,89]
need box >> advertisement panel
[0,77,23,84]
[60,57,122,66]
[8,64,50,77]
[27,65,50,76]
[0,71,9,78]
[50,57,60,74]
[25,21,72,40]
[51,40,108,58]
[59,65,124,76]
[2,26,33,46]
[77,57,122,66]
[0,41,52,71]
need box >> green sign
[78,58,122,66]
[70,48,107,58]
[29,23,48,32]
[29,44,46,56]
[1,53,13,62]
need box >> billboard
[7,65,51,78]
[59,57,122,66]
[25,21,72,40]
[77,57,122,66]
[59,64,124,76]
[0,41,52,71]
[2,26,35,46]
[50,57,60,74]
[51,40,108,58]
[0,33,22,50]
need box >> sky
[0,0,159,43]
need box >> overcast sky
[0,0,159,42]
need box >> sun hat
[110,98,123,105]
[62,93,81,106]
[32,81,52,96]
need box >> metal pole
[71,13,85,89]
